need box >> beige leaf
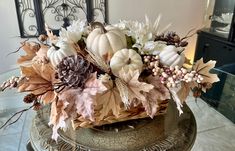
[118,70,154,102]
[45,24,58,44]
[143,75,171,118]
[19,65,56,104]
[17,42,40,64]
[96,78,122,120]
[177,82,195,103]
[193,58,220,84]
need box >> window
[15,0,108,38]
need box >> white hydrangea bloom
[59,19,88,43]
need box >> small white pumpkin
[159,45,185,67]
[110,49,143,76]
[47,41,77,67]
[86,22,127,62]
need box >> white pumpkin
[47,41,77,67]
[110,49,143,76]
[86,22,127,62]
[159,45,185,67]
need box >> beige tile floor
[0,92,235,151]
[187,96,235,151]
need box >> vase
[28,100,196,151]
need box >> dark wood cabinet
[194,29,235,67]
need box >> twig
[0,105,33,129]
[6,39,29,56]
[180,28,196,41]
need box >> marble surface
[0,94,235,151]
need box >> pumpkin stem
[127,58,132,64]
[91,22,107,33]
[52,43,60,50]
[177,48,185,55]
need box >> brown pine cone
[38,34,48,42]
[33,102,42,111]
[23,93,37,103]
[155,32,181,46]
[56,55,93,89]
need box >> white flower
[142,41,167,55]
[59,19,88,43]
[115,15,171,51]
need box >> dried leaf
[17,42,40,64]
[118,70,154,104]
[86,50,110,73]
[96,78,122,120]
[45,24,58,44]
[169,89,183,115]
[146,75,171,100]
[143,75,171,118]
[193,58,220,84]
[18,62,56,104]
[75,72,106,121]
[177,82,195,103]
[49,98,69,140]
[32,44,50,64]
[115,78,129,106]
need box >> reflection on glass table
[202,64,235,123]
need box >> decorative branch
[6,39,29,56]
[0,105,34,129]
[180,28,196,41]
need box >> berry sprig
[0,76,24,91]
[143,55,161,76]
[23,93,42,111]
[158,65,204,88]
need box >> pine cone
[156,32,180,46]
[23,93,37,103]
[56,55,93,89]
[33,102,42,111]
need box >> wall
[0,0,208,73]
[0,0,24,74]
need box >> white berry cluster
[0,76,23,91]
[143,55,161,76]
[158,65,204,88]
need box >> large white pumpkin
[47,41,77,67]
[86,22,127,62]
[159,45,185,67]
[110,49,143,76]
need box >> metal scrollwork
[93,0,107,23]
[15,0,38,37]
[41,0,88,30]
[15,0,108,38]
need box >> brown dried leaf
[17,42,40,64]
[19,63,56,104]
[49,98,69,140]
[75,73,107,121]
[32,44,50,64]
[118,70,154,102]
[193,58,220,84]
[146,75,171,100]
[144,75,171,118]
[177,82,196,103]
[96,79,122,120]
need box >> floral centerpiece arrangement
[0,16,219,140]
